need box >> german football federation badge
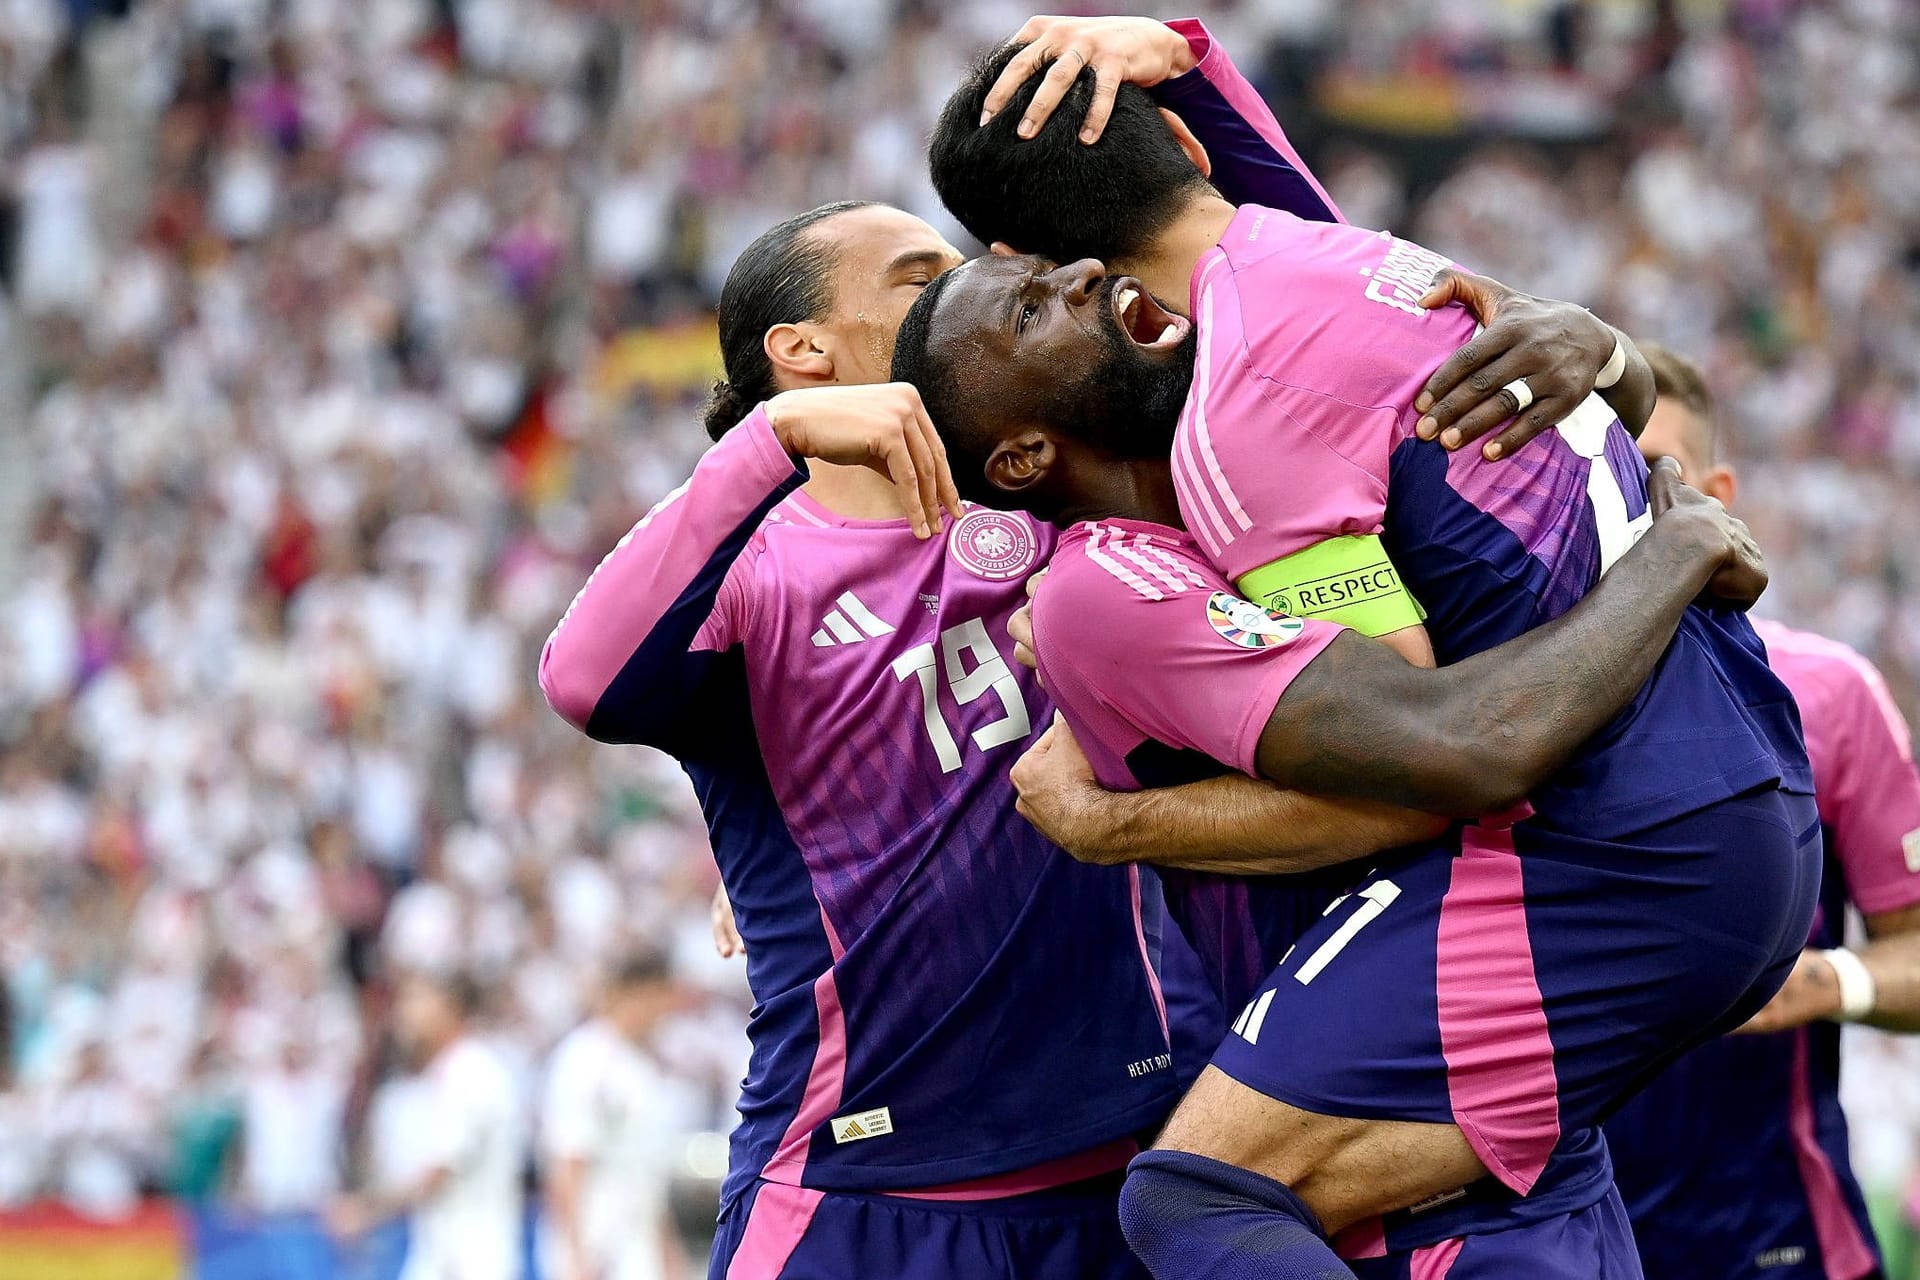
[949,509,1039,581]
[1207,591,1304,649]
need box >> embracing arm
[1255,465,1759,814]
[1011,714,1444,873]
[539,384,954,747]
[538,405,803,745]
[1412,270,1656,460]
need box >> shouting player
[895,43,1821,1279]
[1603,344,1920,1280]
[539,18,1599,1279]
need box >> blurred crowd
[0,0,1917,1259]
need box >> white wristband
[1822,947,1877,1022]
[1594,333,1627,390]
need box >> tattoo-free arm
[1255,504,1732,815]
[1859,905,1920,1033]
[1011,719,1444,873]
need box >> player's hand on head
[1412,269,1625,461]
[980,16,1199,144]
[1646,456,1768,610]
[1011,713,1114,861]
[764,383,964,538]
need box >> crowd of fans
[0,0,1916,1262]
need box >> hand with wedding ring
[1412,268,1642,460]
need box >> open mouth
[1110,277,1191,350]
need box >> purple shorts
[1349,1185,1642,1279]
[1210,786,1820,1196]
[708,1174,1147,1280]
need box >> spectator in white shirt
[330,973,525,1280]
[540,951,694,1280]
[239,1034,345,1211]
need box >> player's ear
[1159,108,1211,179]
[1698,464,1737,508]
[765,322,836,384]
[985,428,1055,496]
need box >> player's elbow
[537,636,601,732]
[1436,724,1548,815]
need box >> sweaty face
[812,206,967,385]
[925,254,1198,458]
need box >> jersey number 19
[890,618,1032,774]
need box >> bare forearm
[1038,773,1441,874]
[1259,521,1716,814]
[1860,926,1920,1033]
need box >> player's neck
[800,460,912,520]
[1111,195,1237,319]
[1059,460,1184,530]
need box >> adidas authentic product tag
[831,1107,894,1144]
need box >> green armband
[1236,535,1425,637]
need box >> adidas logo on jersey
[1232,989,1275,1046]
[810,591,896,648]
[831,1106,894,1144]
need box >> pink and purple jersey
[540,411,1180,1212]
[1609,621,1920,1280]
[1173,203,1811,836]
[1031,519,1368,1010]
[537,25,1342,1230]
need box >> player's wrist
[1593,328,1628,391]
[1821,947,1878,1022]
[1161,29,1199,78]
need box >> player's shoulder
[1043,520,1220,612]
[1756,619,1901,711]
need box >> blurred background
[2,0,1918,1276]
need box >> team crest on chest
[949,510,1038,581]
[1207,591,1304,649]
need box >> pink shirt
[1032,518,1343,789]
[1756,619,1920,917]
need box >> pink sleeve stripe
[538,407,802,729]
[1162,19,1346,224]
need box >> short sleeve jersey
[1171,205,1810,837]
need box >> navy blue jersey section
[685,667,836,1214]
[1385,434,1812,838]
[1607,830,1881,1280]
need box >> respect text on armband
[1264,561,1405,618]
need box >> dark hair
[1641,341,1718,463]
[929,44,1209,264]
[608,948,673,990]
[703,200,879,440]
[891,271,1001,505]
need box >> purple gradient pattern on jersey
[1444,430,1602,620]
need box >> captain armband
[1236,535,1425,638]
